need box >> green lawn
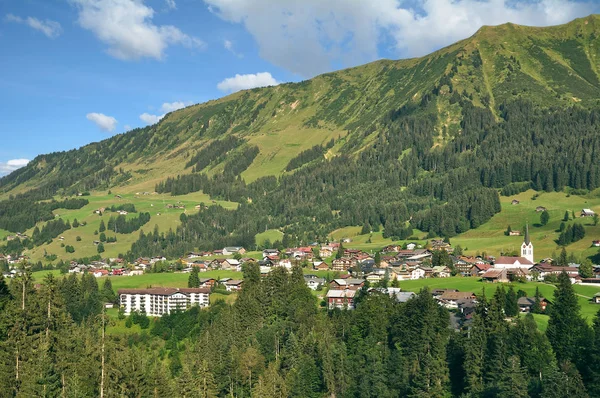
[329,227,427,252]
[453,190,600,261]
[0,229,10,240]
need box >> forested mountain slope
[2,15,600,259]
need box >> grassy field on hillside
[22,191,239,263]
[329,227,428,252]
[0,229,9,240]
[398,276,600,325]
[255,229,284,246]
[453,190,600,260]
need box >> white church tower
[521,224,534,264]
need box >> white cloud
[217,72,279,93]
[86,112,118,132]
[124,124,132,131]
[5,13,62,38]
[140,112,165,125]
[204,0,598,77]
[0,159,30,176]
[71,0,205,61]
[160,101,191,113]
[223,39,243,58]
[165,0,176,10]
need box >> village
[5,217,600,327]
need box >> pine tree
[541,363,589,398]
[505,285,519,317]
[564,211,570,221]
[188,267,200,288]
[558,247,568,266]
[97,243,105,254]
[540,210,550,226]
[252,361,287,398]
[496,356,529,398]
[579,259,594,279]
[547,272,589,365]
[532,287,543,314]
[101,279,116,303]
[99,220,106,233]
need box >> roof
[472,263,491,271]
[524,223,530,245]
[495,256,533,266]
[481,268,507,279]
[440,291,475,300]
[332,278,364,286]
[326,290,356,298]
[225,279,244,286]
[393,291,416,303]
[118,287,210,295]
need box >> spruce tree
[99,220,106,233]
[540,210,550,226]
[547,272,589,365]
[505,285,519,317]
[496,356,529,398]
[564,211,570,221]
[532,287,543,314]
[188,267,200,288]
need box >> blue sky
[0,0,598,175]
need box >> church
[493,225,534,269]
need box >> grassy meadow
[21,191,238,263]
[453,190,600,260]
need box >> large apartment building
[118,287,210,316]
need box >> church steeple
[521,223,534,264]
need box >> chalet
[469,263,491,277]
[332,257,356,272]
[410,267,427,280]
[277,259,292,269]
[213,249,223,255]
[223,247,246,255]
[313,261,329,271]
[431,288,458,298]
[329,278,364,290]
[92,269,109,278]
[365,273,381,284]
[518,296,549,312]
[406,243,418,250]
[118,287,210,316]
[383,245,403,253]
[511,199,520,205]
[437,291,476,308]
[581,208,596,217]
[432,266,451,278]
[593,240,600,247]
[430,240,453,252]
[198,278,216,288]
[303,275,325,290]
[481,268,509,283]
[493,256,533,269]
[530,264,579,281]
[260,266,272,276]
[535,206,547,212]
[407,252,432,261]
[262,249,279,258]
[150,256,166,264]
[221,259,241,270]
[319,246,335,258]
[509,230,521,236]
[593,293,600,304]
[326,289,356,310]
[258,259,274,267]
[224,280,243,292]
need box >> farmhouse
[581,208,596,217]
[481,268,509,283]
[303,275,325,290]
[326,289,356,310]
[437,291,476,308]
[118,287,210,316]
[469,263,491,277]
[224,280,244,291]
[593,240,600,247]
[511,199,520,205]
[223,247,246,255]
[518,296,549,313]
[329,278,364,290]
[313,261,328,271]
[535,206,547,212]
[593,293,600,304]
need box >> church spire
[524,223,530,245]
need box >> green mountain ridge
[3,15,599,195]
[2,15,600,262]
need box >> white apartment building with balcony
[118,287,210,316]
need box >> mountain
[2,15,600,262]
